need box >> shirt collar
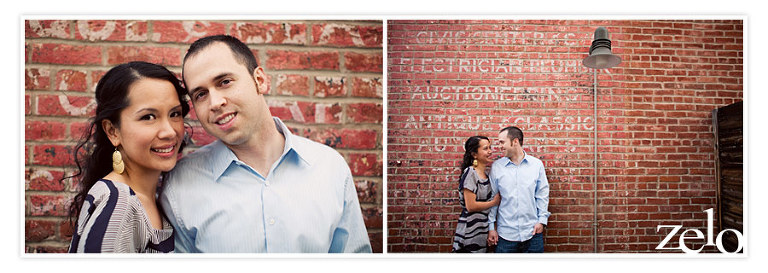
[272,117,311,166]
[503,151,530,166]
[210,117,311,181]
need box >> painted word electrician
[159,35,371,253]
[487,126,551,253]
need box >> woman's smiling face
[105,77,185,174]
[474,138,492,164]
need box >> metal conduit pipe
[582,26,621,253]
[593,69,598,253]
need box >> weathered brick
[340,129,378,149]
[25,121,67,141]
[59,220,74,241]
[312,23,383,48]
[70,121,91,140]
[231,22,306,45]
[348,153,381,176]
[75,20,148,42]
[25,20,70,38]
[25,220,57,242]
[272,74,309,96]
[30,43,102,65]
[25,95,32,115]
[368,232,383,253]
[268,101,341,124]
[25,245,69,253]
[36,94,96,117]
[266,50,339,70]
[151,21,227,43]
[55,69,88,92]
[344,52,382,72]
[32,144,75,167]
[314,76,346,97]
[90,70,107,92]
[362,207,383,229]
[307,128,377,149]
[346,103,382,124]
[25,168,67,191]
[28,194,71,216]
[25,68,51,91]
[107,46,181,66]
[313,102,343,124]
[355,180,378,203]
[350,77,382,98]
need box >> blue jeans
[495,233,544,253]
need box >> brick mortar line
[23,34,384,50]
[265,70,383,77]
[266,95,383,103]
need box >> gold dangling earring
[472,159,478,168]
[112,147,125,174]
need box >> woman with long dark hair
[452,135,501,253]
[66,61,189,253]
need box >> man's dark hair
[500,126,524,146]
[182,35,259,86]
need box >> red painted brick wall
[24,19,383,253]
[387,20,743,253]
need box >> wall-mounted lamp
[582,26,621,254]
[583,27,621,69]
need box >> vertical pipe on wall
[593,69,598,253]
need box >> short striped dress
[452,167,493,253]
[69,179,174,253]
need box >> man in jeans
[487,126,551,253]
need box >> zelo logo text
[656,208,743,254]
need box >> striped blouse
[68,179,174,253]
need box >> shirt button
[269,218,275,225]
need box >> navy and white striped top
[68,179,174,253]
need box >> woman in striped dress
[452,136,501,253]
[66,62,190,253]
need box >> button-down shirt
[488,152,550,242]
[159,117,371,253]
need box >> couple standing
[453,127,551,253]
[67,35,372,253]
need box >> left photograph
[23,19,384,253]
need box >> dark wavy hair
[460,136,490,171]
[65,61,190,228]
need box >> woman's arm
[463,189,500,213]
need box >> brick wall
[387,20,743,252]
[24,19,383,253]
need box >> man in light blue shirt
[159,35,371,253]
[487,126,550,253]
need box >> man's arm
[487,165,500,245]
[534,162,551,227]
[328,174,372,253]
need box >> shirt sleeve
[328,172,373,253]
[72,182,140,253]
[535,162,551,225]
[461,167,479,194]
[487,165,499,230]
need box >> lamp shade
[582,27,621,69]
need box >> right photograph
[386,19,744,253]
